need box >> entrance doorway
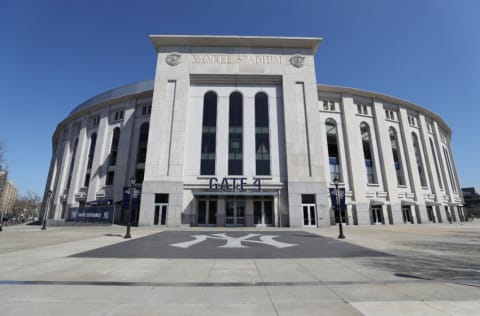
[225,199,245,226]
[254,198,273,226]
[302,194,316,227]
[426,206,435,222]
[402,206,413,223]
[154,203,167,225]
[371,206,383,224]
[197,199,217,226]
[302,204,316,227]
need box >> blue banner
[66,206,116,224]
[123,187,141,210]
[329,187,346,209]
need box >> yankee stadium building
[42,35,465,228]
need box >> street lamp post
[0,211,3,232]
[41,190,53,230]
[333,178,345,239]
[124,177,136,239]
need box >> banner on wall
[66,206,116,224]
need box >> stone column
[274,194,279,227]
[50,141,68,218]
[67,120,88,207]
[113,103,136,202]
[87,107,110,201]
[372,100,402,224]
[217,198,225,227]
[341,95,368,224]
[397,108,428,223]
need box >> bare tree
[15,192,42,220]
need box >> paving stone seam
[0,279,441,287]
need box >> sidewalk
[0,223,479,315]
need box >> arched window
[389,128,405,185]
[200,92,217,175]
[429,138,443,189]
[137,123,149,164]
[106,127,120,185]
[326,119,342,181]
[84,133,97,187]
[228,92,243,175]
[109,128,120,166]
[412,133,427,187]
[86,133,97,169]
[135,123,149,183]
[360,123,377,184]
[255,92,270,175]
[443,146,457,193]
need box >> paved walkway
[0,222,479,315]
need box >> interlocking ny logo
[170,233,297,249]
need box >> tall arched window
[200,92,217,175]
[106,127,120,185]
[109,128,120,166]
[443,146,457,193]
[255,92,270,175]
[429,138,443,189]
[135,123,149,183]
[389,128,405,185]
[228,92,243,175]
[84,133,97,187]
[326,119,341,181]
[86,133,97,169]
[412,132,427,187]
[360,123,377,184]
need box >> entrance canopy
[425,201,442,206]
[192,191,278,197]
[369,199,390,205]
[401,200,417,206]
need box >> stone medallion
[289,54,305,68]
[165,53,181,66]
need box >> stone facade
[42,35,465,227]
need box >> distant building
[0,180,17,213]
[462,187,480,218]
[0,169,8,207]
[43,35,465,227]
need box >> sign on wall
[209,177,261,192]
[66,206,116,224]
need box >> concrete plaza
[0,222,479,315]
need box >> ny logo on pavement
[170,233,297,249]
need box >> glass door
[254,199,273,226]
[225,199,245,226]
[154,203,168,225]
[198,200,217,226]
[402,206,413,223]
[302,204,316,227]
[426,206,435,222]
[371,206,382,224]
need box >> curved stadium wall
[42,35,465,227]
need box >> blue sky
[1,0,479,196]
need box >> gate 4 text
[209,177,261,191]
